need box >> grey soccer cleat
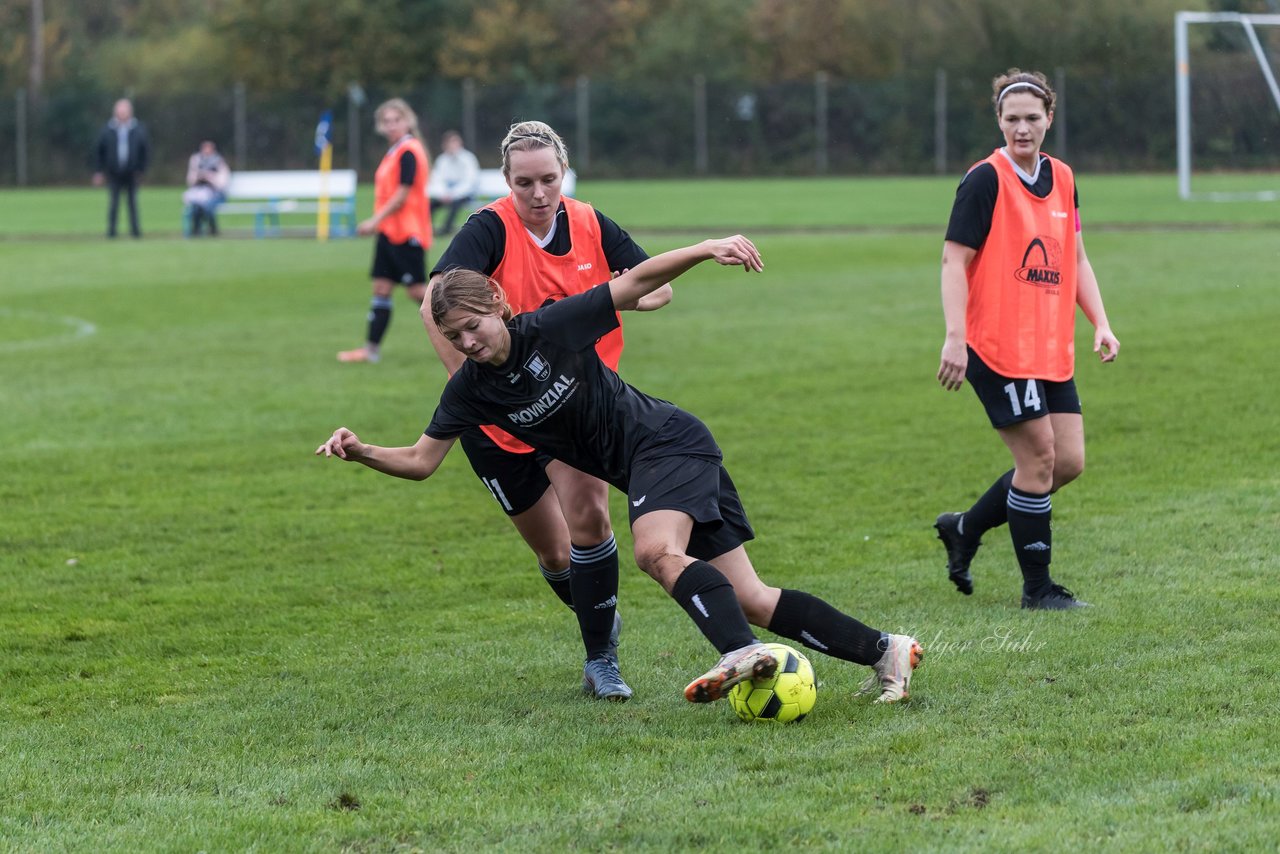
[583,656,633,702]
[607,611,622,660]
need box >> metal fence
[1,61,1277,186]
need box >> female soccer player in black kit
[421,121,667,703]
[317,236,922,705]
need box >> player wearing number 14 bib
[934,68,1121,610]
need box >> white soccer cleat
[337,346,380,363]
[856,634,923,704]
[683,642,778,703]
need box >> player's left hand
[356,218,378,236]
[1095,327,1120,363]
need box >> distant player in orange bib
[338,98,432,364]
[934,68,1120,610]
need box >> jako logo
[577,263,593,272]
[1015,236,1062,287]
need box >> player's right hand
[315,427,362,460]
[706,236,764,272]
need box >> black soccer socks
[965,468,1015,540]
[1007,486,1053,596]
[539,563,575,610]
[569,535,620,660]
[671,560,757,655]
[367,295,393,345]
[768,589,884,666]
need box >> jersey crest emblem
[524,351,552,381]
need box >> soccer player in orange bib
[338,98,432,364]
[419,121,671,702]
[934,69,1120,610]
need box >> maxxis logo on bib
[1015,236,1062,288]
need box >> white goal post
[1176,11,1280,200]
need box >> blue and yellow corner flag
[315,110,333,241]
[314,111,333,156]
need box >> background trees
[2,0,1277,182]
[7,0,1235,98]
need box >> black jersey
[431,203,648,279]
[945,155,1080,250]
[396,149,416,185]
[425,285,719,490]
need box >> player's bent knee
[1018,443,1056,481]
[563,509,613,545]
[631,545,665,575]
[632,545,683,586]
[535,550,570,572]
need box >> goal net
[1176,11,1280,201]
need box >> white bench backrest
[474,168,577,200]
[225,169,358,200]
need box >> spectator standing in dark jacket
[93,98,150,238]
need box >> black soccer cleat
[934,512,979,595]
[1021,583,1090,610]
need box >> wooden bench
[471,168,577,207]
[184,169,358,238]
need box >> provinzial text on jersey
[506,375,579,425]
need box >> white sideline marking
[0,308,98,352]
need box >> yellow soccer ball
[727,643,816,723]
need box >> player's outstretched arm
[608,236,762,311]
[315,429,454,481]
[610,268,674,313]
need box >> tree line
[1,0,1276,183]
[6,0,1262,102]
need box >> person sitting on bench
[183,140,231,236]
[427,130,480,236]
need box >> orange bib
[374,135,431,247]
[480,195,617,454]
[966,150,1078,381]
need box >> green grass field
[1,179,1278,851]
[3,173,1280,239]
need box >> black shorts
[966,346,1082,429]
[371,233,426,284]
[459,428,551,517]
[627,455,756,561]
